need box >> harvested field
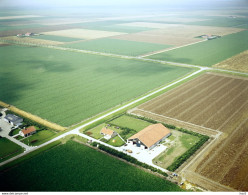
[1,36,63,45]
[0,15,42,20]
[43,29,126,40]
[130,73,248,191]
[147,17,210,23]
[213,50,248,72]
[113,23,244,46]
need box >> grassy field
[110,115,152,131]
[64,38,171,56]
[0,140,183,191]
[33,35,82,42]
[149,30,248,66]
[153,130,200,169]
[0,138,24,163]
[0,45,191,126]
[21,130,56,146]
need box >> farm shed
[128,123,171,150]
[100,127,117,140]
[4,114,23,126]
[20,126,36,137]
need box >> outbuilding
[100,127,117,140]
[4,114,23,126]
[128,123,171,150]
[20,126,36,137]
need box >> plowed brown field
[131,73,248,191]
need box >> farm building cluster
[16,32,40,37]
[128,123,171,150]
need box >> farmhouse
[100,127,117,140]
[4,114,23,126]
[128,123,171,150]
[20,126,36,137]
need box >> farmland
[0,140,183,191]
[131,73,248,191]
[114,23,244,46]
[33,34,82,42]
[0,45,191,126]
[0,138,24,163]
[213,50,248,72]
[149,30,248,66]
[64,38,171,56]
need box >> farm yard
[131,72,248,191]
[0,140,183,191]
[213,50,248,72]
[0,45,191,127]
[149,30,248,66]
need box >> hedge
[91,142,168,177]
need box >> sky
[0,0,246,8]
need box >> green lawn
[33,35,82,42]
[0,137,24,163]
[21,130,56,146]
[0,45,191,126]
[110,115,152,131]
[64,38,172,56]
[0,140,183,191]
[106,135,125,147]
[149,30,248,66]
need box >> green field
[110,115,152,131]
[0,140,183,191]
[21,130,56,146]
[149,30,248,66]
[106,135,125,147]
[33,35,82,42]
[0,138,24,163]
[64,38,172,56]
[0,45,191,126]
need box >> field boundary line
[134,108,221,135]
[139,39,207,58]
[0,101,66,131]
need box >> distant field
[0,141,183,191]
[43,28,126,40]
[0,138,24,163]
[187,16,248,27]
[64,38,171,56]
[0,45,191,126]
[73,21,155,33]
[114,23,243,46]
[33,35,82,42]
[149,30,248,66]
